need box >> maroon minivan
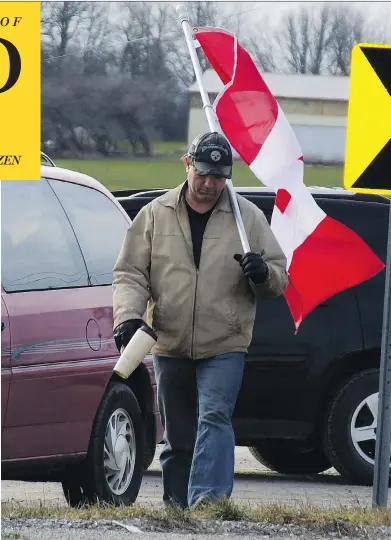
[1,164,163,506]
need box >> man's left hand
[234,251,269,284]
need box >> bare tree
[276,3,334,74]
[42,65,88,153]
[114,2,171,78]
[41,1,112,79]
[41,1,90,57]
[252,2,385,76]
[83,3,111,51]
[42,1,189,155]
[328,4,368,75]
[309,4,334,74]
[164,1,236,87]
[244,16,279,73]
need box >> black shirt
[185,200,214,269]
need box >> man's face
[185,156,227,204]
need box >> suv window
[48,180,130,286]
[1,180,89,292]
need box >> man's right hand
[113,319,143,353]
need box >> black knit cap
[188,132,232,179]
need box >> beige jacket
[113,182,288,359]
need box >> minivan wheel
[322,369,390,486]
[249,440,331,474]
[62,383,144,506]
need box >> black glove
[113,319,143,353]
[234,251,269,284]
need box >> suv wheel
[249,440,331,474]
[323,369,390,485]
[62,382,144,506]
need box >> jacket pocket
[223,300,242,336]
[152,295,166,332]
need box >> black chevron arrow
[353,138,391,190]
[352,46,391,190]
[361,46,391,97]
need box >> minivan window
[48,180,129,286]
[1,180,89,292]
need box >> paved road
[2,447,387,508]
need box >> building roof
[189,70,349,101]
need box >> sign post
[374,203,391,508]
[344,43,391,508]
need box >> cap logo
[210,150,221,162]
[201,144,229,156]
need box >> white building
[188,70,350,164]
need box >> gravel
[3,449,390,539]
[0,531,374,540]
[2,517,391,540]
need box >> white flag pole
[176,4,251,254]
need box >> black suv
[115,185,389,486]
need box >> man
[112,132,288,509]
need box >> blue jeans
[153,352,245,509]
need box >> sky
[130,1,391,40]
[167,1,391,25]
[219,2,390,30]
[105,1,391,23]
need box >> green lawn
[54,157,343,192]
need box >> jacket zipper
[190,268,199,359]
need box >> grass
[2,498,391,534]
[116,140,186,155]
[53,157,343,192]
[151,140,188,154]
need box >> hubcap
[350,392,390,467]
[104,408,136,495]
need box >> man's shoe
[164,498,187,510]
[189,495,213,510]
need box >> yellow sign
[0,2,40,180]
[344,43,391,195]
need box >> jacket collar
[157,180,232,213]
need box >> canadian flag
[195,27,385,330]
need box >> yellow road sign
[344,43,391,195]
[0,2,40,180]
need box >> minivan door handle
[1,322,4,331]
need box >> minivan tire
[62,382,144,506]
[322,369,390,486]
[249,440,331,474]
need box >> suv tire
[249,440,331,474]
[322,369,389,485]
[62,382,144,506]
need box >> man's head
[184,132,233,205]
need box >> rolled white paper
[114,325,157,379]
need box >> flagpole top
[176,4,189,23]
